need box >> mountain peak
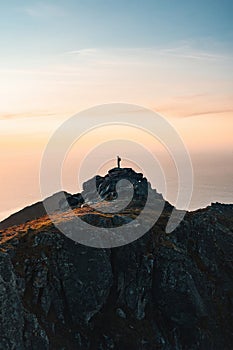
[0,166,233,349]
[81,167,151,205]
[0,167,163,231]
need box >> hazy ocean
[0,152,232,222]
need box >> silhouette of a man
[117,156,121,168]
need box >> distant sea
[0,153,232,222]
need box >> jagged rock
[81,167,153,206]
[116,308,127,319]
[0,251,25,349]
[0,251,49,350]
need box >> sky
[0,0,233,220]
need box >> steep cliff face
[0,169,233,349]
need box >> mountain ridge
[0,167,233,349]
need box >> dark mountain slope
[0,192,67,231]
[0,168,232,350]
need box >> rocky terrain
[0,168,233,349]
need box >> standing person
[117,156,121,168]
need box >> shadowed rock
[0,169,233,349]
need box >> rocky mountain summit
[0,168,233,349]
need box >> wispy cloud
[156,104,233,119]
[64,49,98,56]
[1,45,232,121]
[62,45,231,65]
[184,109,233,118]
[20,3,66,18]
[155,92,233,119]
[0,111,64,120]
[159,45,228,61]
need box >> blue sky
[1,0,233,65]
[0,0,232,118]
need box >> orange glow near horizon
[0,46,232,221]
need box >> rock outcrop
[0,168,232,349]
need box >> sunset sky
[0,0,233,220]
